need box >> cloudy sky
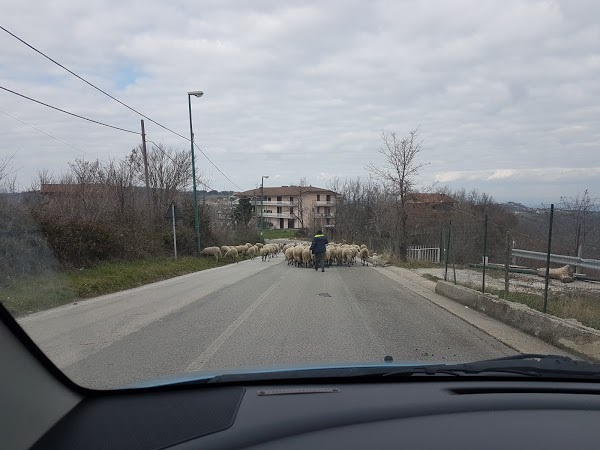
[1,0,599,205]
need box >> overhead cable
[0,85,139,134]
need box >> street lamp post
[188,90,203,256]
[260,175,269,235]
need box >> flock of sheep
[199,242,279,263]
[199,241,381,268]
[282,242,380,268]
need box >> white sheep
[285,246,295,264]
[371,252,380,267]
[360,247,369,266]
[260,246,270,262]
[293,245,304,267]
[301,247,312,268]
[224,247,239,263]
[199,246,222,261]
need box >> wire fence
[425,204,600,330]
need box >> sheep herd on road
[199,241,381,268]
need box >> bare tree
[0,151,18,193]
[129,143,192,223]
[367,128,427,260]
[559,190,600,255]
[291,177,309,230]
[105,158,137,224]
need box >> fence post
[482,214,488,294]
[504,231,511,298]
[444,222,451,281]
[543,204,554,313]
[452,224,457,285]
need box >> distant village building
[233,185,338,230]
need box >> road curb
[374,266,576,358]
[435,281,600,362]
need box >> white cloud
[1,0,599,203]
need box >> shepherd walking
[310,230,328,272]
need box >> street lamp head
[263,175,269,179]
[188,91,204,98]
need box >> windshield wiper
[381,354,600,378]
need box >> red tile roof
[234,185,337,197]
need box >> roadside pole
[444,221,451,281]
[140,120,152,220]
[504,231,511,299]
[452,225,457,285]
[171,202,178,260]
[482,214,488,294]
[543,204,554,313]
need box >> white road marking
[185,280,281,371]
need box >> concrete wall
[435,281,600,362]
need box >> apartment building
[233,185,337,230]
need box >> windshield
[1,1,599,390]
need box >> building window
[277,196,282,202]
[290,207,294,214]
[326,218,330,225]
[317,206,321,213]
[267,197,271,201]
[277,207,282,214]
[317,194,321,201]
[289,196,293,202]
[326,194,331,202]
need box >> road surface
[20,256,517,389]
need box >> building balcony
[314,200,335,206]
[260,200,297,206]
[260,212,294,218]
[314,213,335,218]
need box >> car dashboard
[33,380,600,449]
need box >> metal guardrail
[512,249,600,271]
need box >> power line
[0,109,103,161]
[0,25,189,141]
[0,85,139,134]
[1,25,242,191]
[194,142,242,191]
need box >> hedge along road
[19,255,521,389]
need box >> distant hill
[501,202,545,215]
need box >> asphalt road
[20,256,516,389]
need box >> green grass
[462,282,600,331]
[1,273,76,318]
[421,273,442,283]
[1,256,232,317]
[262,229,298,239]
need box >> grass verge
[462,282,600,331]
[421,273,442,283]
[262,229,298,239]
[391,259,441,270]
[1,256,231,317]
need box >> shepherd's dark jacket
[310,234,328,255]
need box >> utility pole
[260,175,269,236]
[140,120,152,220]
[187,91,203,256]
